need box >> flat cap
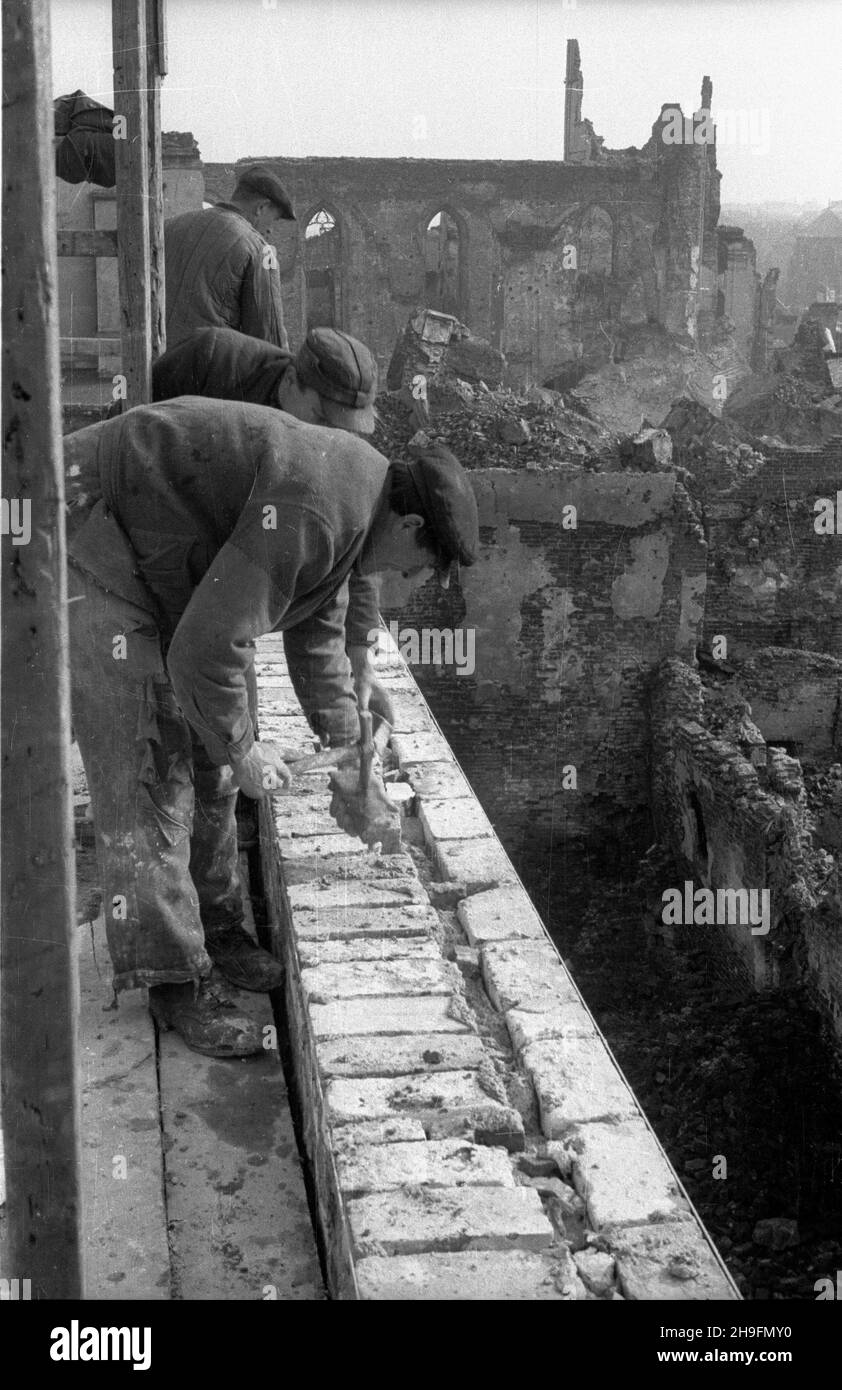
[296,328,377,410]
[405,442,479,569]
[235,164,295,220]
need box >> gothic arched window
[304,207,341,328]
[425,210,462,318]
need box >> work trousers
[68,566,245,993]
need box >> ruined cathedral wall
[378,468,707,882]
[203,156,670,385]
[648,659,842,1049]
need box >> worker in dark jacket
[165,164,295,351]
[152,324,378,433]
[65,400,478,1058]
[152,324,381,848]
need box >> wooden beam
[112,0,152,403]
[56,228,118,257]
[146,0,165,358]
[1,0,84,1299]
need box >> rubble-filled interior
[366,287,842,1302]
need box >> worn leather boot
[204,923,284,992]
[148,978,264,1057]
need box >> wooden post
[112,0,152,403]
[1,0,84,1299]
[147,0,166,359]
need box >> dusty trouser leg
[190,746,243,935]
[235,660,261,847]
[191,681,284,993]
[67,568,212,992]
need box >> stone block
[388,699,435,734]
[419,799,493,842]
[294,904,438,941]
[273,800,343,837]
[286,878,428,914]
[392,732,454,765]
[522,1037,638,1135]
[310,994,471,1040]
[505,1000,598,1053]
[406,764,474,800]
[385,783,415,813]
[301,957,457,1004]
[573,1249,617,1297]
[457,886,546,945]
[564,1118,690,1230]
[337,1138,515,1196]
[298,937,440,967]
[281,844,408,882]
[347,1185,553,1256]
[279,833,370,860]
[355,1251,567,1300]
[426,1106,525,1153]
[432,838,518,892]
[316,1032,487,1078]
[325,1069,503,1126]
[606,1220,739,1300]
[332,1118,427,1149]
[481,940,578,1014]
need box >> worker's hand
[347,643,395,730]
[327,759,402,853]
[231,741,297,798]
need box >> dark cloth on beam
[152,326,292,407]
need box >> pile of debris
[565,321,752,438]
[374,308,617,470]
[723,321,842,445]
[660,396,766,493]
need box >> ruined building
[200,42,774,386]
[58,43,775,391]
[787,202,842,310]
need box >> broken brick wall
[202,149,718,390]
[736,648,842,763]
[648,659,842,1047]
[700,440,842,659]
[378,468,707,884]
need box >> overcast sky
[49,0,842,205]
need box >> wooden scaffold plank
[112,0,153,403]
[1,0,84,1299]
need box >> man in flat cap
[152,324,378,434]
[65,400,477,1059]
[165,164,295,352]
[152,323,381,852]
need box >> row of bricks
[256,638,736,1297]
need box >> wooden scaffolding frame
[1,0,166,1298]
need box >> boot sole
[212,968,284,993]
[149,1007,263,1058]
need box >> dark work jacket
[65,399,390,764]
[152,327,291,406]
[151,328,384,674]
[164,204,289,352]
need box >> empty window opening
[304,208,341,329]
[305,208,336,241]
[688,788,708,861]
[578,205,614,276]
[425,210,462,318]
